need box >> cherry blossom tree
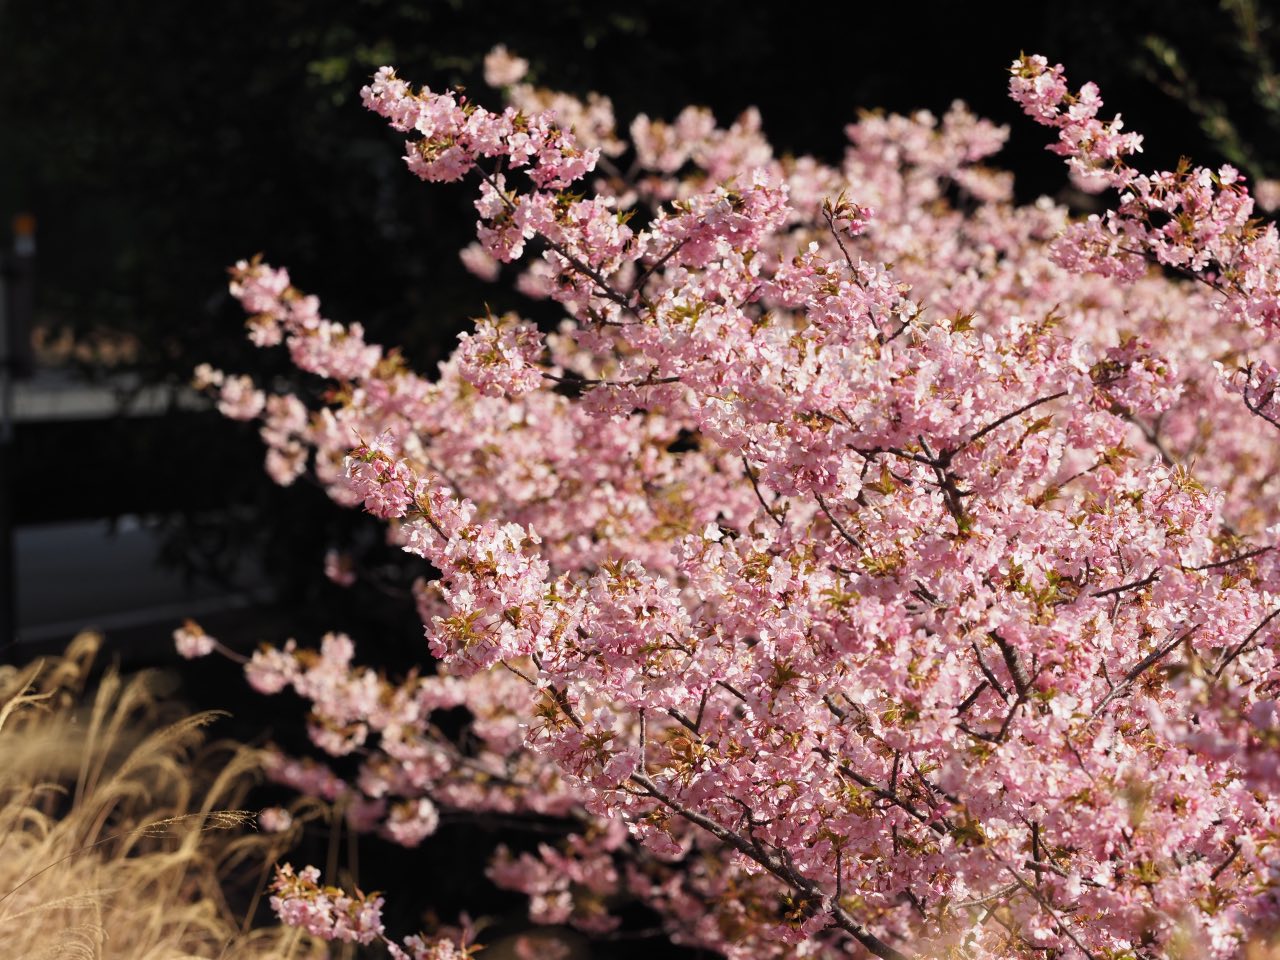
[188,50,1280,959]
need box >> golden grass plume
[0,632,324,959]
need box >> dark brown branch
[1090,627,1198,720]
[540,232,646,318]
[815,747,945,837]
[971,641,1009,702]
[1210,841,1241,881]
[1187,545,1273,572]
[815,492,863,551]
[631,237,689,297]
[628,772,912,960]
[960,391,1070,452]
[742,455,786,526]
[1092,571,1159,599]
[665,707,699,734]
[955,680,989,716]
[990,630,1031,699]
[821,200,858,273]
[693,687,710,731]
[1214,606,1280,678]
[474,166,644,321]
[715,679,750,703]
[542,371,680,388]
[1000,862,1099,960]
[1090,544,1271,600]
[1241,389,1280,431]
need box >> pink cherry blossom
[198,52,1280,960]
[483,44,528,88]
[257,806,293,833]
[172,619,215,659]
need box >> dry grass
[0,632,324,959]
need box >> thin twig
[815,492,863,551]
[742,455,785,526]
[1215,606,1280,678]
[962,391,1069,452]
[1090,627,1199,720]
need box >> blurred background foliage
[0,0,1278,631]
[8,1,1280,373]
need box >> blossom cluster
[1012,53,1280,332]
[189,49,1280,960]
[268,863,387,945]
[268,864,474,959]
